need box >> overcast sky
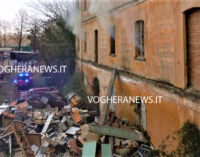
[0,0,30,21]
[0,0,57,22]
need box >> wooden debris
[89,124,146,142]
[71,109,82,124]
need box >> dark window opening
[110,26,116,56]
[135,20,144,59]
[92,77,100,115]
[84,32,87,52]
[77,38,79,52]
[95,30,98,63]
[84,0,87,11]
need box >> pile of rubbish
[0,87,156,157]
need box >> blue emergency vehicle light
[25,79,29,83]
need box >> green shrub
[62,72,88,103]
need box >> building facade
[76,0,200,149]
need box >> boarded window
[135,21,144,58]
[84,32,87,52]
[110,26,116,55]
[186,9,200,90]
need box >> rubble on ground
[0,87,156,157]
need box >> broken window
[84,32,87,52]
[110,26,116,56]
[135,20,145,59]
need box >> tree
[40,18,75,72]
[13,9,28,50]
[28,0,76,87]
[158,121,200,157]
[0,20,11,47]
[29,0,74,20]
[27,17,42,51]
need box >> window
[84,32,87,52]
[135,20,144,59]
[83,0,87,11]
[110,26,116,56]
[77,38,79,52]
[94,30,98,63]
[186,9,200,90]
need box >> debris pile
[0,87,156,157]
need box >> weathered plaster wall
[76,60,200,149]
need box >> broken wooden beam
[89,124,146,142]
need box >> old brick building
[76,0,200,149]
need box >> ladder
[11,125,34,157]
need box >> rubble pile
[0,87,156,157]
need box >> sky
[0,0,56,22]
[0,0,31,21]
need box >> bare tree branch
[0,20,11,47]
[27,16,43,51]
[13,9,29,50]
[28,0,75,21]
